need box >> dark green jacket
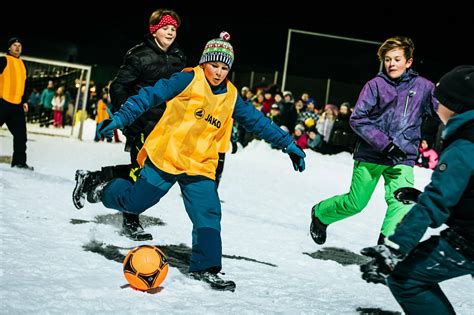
[389,110,474,254]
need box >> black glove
[394,187,422,204]
[383,142,407,162]
[360,245,405,284]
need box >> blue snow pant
[387,235,474,315]
[101,160,222,273]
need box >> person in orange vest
[0,37,33,170]
[94,91,120,142]
[75,32,306,291]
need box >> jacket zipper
[404,90,416,117]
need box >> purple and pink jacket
[350,69,438,166]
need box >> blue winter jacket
[389,110,474,254]
[350,69,438,166]
[113,70,294,150]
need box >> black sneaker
[189,270,236,292]
[310,206,328,245]
[73,170,89,209]
[121,213,153,241]
[73,170,103,209]
[12,163,34,171]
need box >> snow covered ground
[1,120,472,314]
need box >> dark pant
[39,106,52,127]
[0,100,27,166]
[102,161,222,272]
[101,137,144,227]
[387,236,474,315]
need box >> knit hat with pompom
[199,31,234,68]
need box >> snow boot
[11,163,34,171]
[121,212,153,241]
[189,269,236,292]
[86,182,107,204]
[73,170,103,209]
[310,206,328,245]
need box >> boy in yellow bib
[82,32,306,291]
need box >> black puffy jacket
[109,34,186,147]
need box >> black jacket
[109,34,186,144]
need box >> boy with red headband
[73,9,186,241]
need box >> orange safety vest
[0,55,26,104]
[95,99,110,123]
[137,66,237,180]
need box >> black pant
[39,106,52,127]
[105,136,142,182]
[0,99,27,166]
[98,135,145,226]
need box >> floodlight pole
[71,70,85,137]
[281,29,292,91]
[78,68,91,141]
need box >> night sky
[2,1,473,86]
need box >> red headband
[149,15,178,34]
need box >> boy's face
[437,103,455,125]
[153,25,177,51]
[203,62,230,86]
[383,48,413,80]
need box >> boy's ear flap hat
[199,31,234,68]
[434,65,474,113]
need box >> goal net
[282,29,382,108]
[1,53,92,140]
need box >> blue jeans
[102,160,222,272]
[388,236,474,315]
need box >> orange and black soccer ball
[123,245,169,291]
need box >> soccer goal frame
[1,53,92,140]
[281,29,382,104]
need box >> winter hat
[199,31,234,68]
[295,124,305,132]
[434,65,474,113]
[7,37,21,48]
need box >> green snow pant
[313,161,414,237]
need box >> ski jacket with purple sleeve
[350,69,438,166]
